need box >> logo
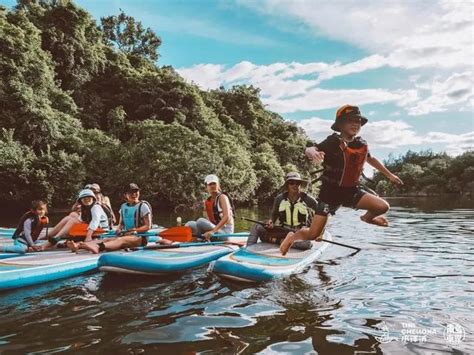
[375,322,396,343]
[444,323,465,345]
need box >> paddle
[241,217,361,252]
[143,240,244,250]
[197,232,250,242]
[103,226,193,242]
[158,226,192,242]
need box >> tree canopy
[0,0,312,209]
[371,150,473,196]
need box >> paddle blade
[68,223,105,237]
[158,226,192,242]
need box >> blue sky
[2,0,473,162]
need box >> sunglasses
[345,117,362,124]
[206,182,217,186]
[287,180,301,186]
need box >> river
[0,197,472,354]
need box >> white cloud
[264,88,416,113]
[177,58,472,115]
[298,117,474,155]
[177,61,421,113]
[239,0,473,69]
[407,72,474,115]
[297,116,333,142]
[176,1,473,116]
[361,121,423,148]
[177,64,225,89]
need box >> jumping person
[185,175,235,241]
[247,172,318,250]
[280,105,403,255]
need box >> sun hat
[282,172,307,189]
[331,105,368,132]
[77,189,96,202]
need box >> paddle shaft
[241,217,361,252]
[143,240,243,250]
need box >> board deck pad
[209,232,332,282]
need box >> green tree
[0,129,36,205]
[101,10,161,62]
[252,143,285,203]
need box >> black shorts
[315,184,366,216]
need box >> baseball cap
[204,174,219,185]
[124,183,140,193]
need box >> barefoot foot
[360,215,389,227]
[79,242,100,254]
[66,240,79,253]
[279,232,295,256]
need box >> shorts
[315,184,367,217]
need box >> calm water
[0,197,473,354]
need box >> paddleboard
[98,244,240,275]
[0,251,99,290]
[209,231,332,282]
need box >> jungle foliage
[0,0,310,208]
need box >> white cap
[204,174,219,185]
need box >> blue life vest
[120,201,152,231]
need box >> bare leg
[47,214,81,238]
[356,194,390,227]
[55,218,81,238]
[46,216,70,238]
[280,215,328,255]
[79,235,142,254]
[78,242,100,254]
[102,236,142,250]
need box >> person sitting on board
[185,174,235,241]
[84,183,116,227]
[40,189,110,250]
[67,183,114,222]
[247,172,318,250]
[71,183,171,254]
[280,104,403,255]
[0,200,49,254]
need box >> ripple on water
[0,202,473,353]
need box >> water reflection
[0,197,472,353]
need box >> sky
[2,0,473,163]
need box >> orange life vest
[205,197,217,224]
[205,193,236,224]
[339,140,368,187]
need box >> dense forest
[0,0,311,210]
[372,150,473,196]
[0,1,471,211]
